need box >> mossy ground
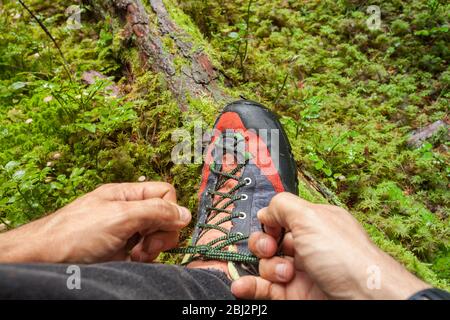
[0,0,448,289]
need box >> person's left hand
[0,182,191,264]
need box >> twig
[18,0,73,83]
[274,73,289,106]
[240,0,253,80]
[15,184,34,219]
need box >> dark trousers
[0,262,234,299]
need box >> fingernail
[148,239,164,252]
[178,206,191,223]
[275,263,288,281]
[257,210,263,220]
[257,238,268,253]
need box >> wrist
[360,250,431,300]
[0,230,31,262]
[0,221,51,263]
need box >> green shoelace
[167,158,258,264]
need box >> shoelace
[167,157,258,264]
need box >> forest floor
[0,0,448,289]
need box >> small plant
[227,0,253,81]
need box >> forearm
[0,219,50,263]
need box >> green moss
[163,0,222,67]
[162,35,177,55]
[1,0,448,286]
[175,0,449,282]
[297,178,328,204]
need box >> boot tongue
[212,132,246,216]
[214,152,239,211]
[212,131,246,166]
[194,134,243,248]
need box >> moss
[162,35,177,55]
[174,0,449,282]
[1,0,448,285]
[163,0,222,67]
[297,178,328,204]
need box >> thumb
[258,192,316,232]
[232,276,284,300]
[118,198,191,235]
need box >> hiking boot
[172,100,298,279]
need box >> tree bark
[109,0,231,111]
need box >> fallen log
[107,0,231,111]
[407,120,449,148]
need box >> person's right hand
[231,192,430,300]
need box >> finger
[259,208,282,238]
[93,182,177,203]
[258,192,316,232]
[280,232,295,256]
[141,231,179,254]
[259,256,295,283]
[119,198,191,234]
[129,230,180,262]
[129,241,159,262]
[231,276,273,300]
[248,232,278,258]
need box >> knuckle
[111,201,129,215]
[109,201,134,224]
[270,192,292,208]
[317,204,349,217]
[302,206,320,222]
[160,182,176,193]
[314,204,335,214]
[150,198,177,220]
[150,198,167,212]
[94,183,116,193]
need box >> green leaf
[314,161,324,170]
[12,169,25,181]
[78,123,97,133]
[228,32,239,39]
[4,161,20,172]
[420,142,433,151]
[323,167,332,177]
[70,167,85,179]
[421,151,433,160]
[10,82,27,90]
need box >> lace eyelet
[244,177,252,185]
[240,194,248,201]
[238,211,247,219]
